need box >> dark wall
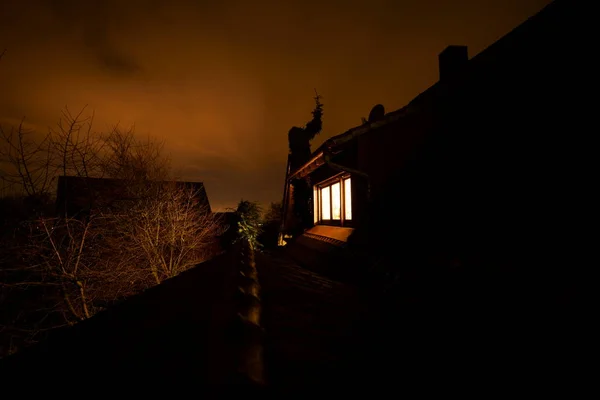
[350,0,591,304]
[0,251,242,389]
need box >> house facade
[280,0,590,280]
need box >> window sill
[306,225,354,243]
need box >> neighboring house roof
[289,0,569,180]
[55,176,211,216]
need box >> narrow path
[256,250,366,387]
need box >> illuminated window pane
[331,182,341,220]
[321,186,331,220]
[313,187,318,223]
[344,178,352,220]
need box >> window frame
[313,173,353,227]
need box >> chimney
[438,45,468,81]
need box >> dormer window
[313,174,352,226]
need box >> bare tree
[100,125,170,183]
[23,216,100,321]
[0,107,221,357]
[0,121,54,197]
[49,107,105,180]
[111,184,224,284]
[0,106,105,197]
[0,106,167,197]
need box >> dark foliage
[287,93,323,233]
[229,200,263,250]
[258,202,282,250]
[287,92,323,171]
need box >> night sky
[0,0,550,211]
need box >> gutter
[287,148,371,199]
[287,97,426,201]
[288,117,378,181]
[287,107,411,182]
[322,150,371,200]
[287,151,326,180]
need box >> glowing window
[331,182,341,220]
[321,186,330,220]
[344,178,352,220]
[313,175,352,224]
[313,187,318,223]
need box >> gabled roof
[289,0,570,180]
[56,176,211,216]
[289,83,437,180]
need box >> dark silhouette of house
[55,175,211,217]
[280,0,591,293]
[278,2,591,382]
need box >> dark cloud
[0,0,552,210]
[44,0,144,76]
[94,50,142,76]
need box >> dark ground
[256,248,588,391]
[257,250,366,387]
[0,246,587,393]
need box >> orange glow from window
[321,186,330,220]
[331,182,341,220]
[344,178,352,220]
[313,187,318,223]
[314,176,352,223]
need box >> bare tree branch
[1,108,223,357]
